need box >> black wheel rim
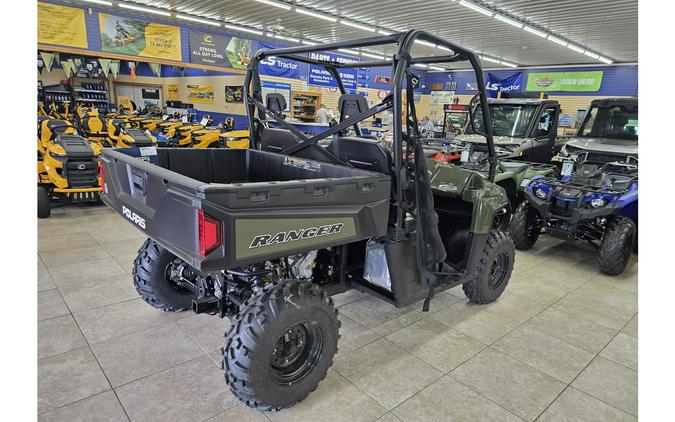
[270,321,324,386]
[488,251,510,289]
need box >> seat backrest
[327,136,392,175]
[259,127,339,162]
[266,93,287,115]
[338,94,369,122]
[83,114,106,134]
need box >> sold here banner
[38,2,88,48]
[526,71,604,92]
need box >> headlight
[535,188,548,199]
[590,198,607,208]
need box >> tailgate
[99,149,205,267]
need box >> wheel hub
[269,321,324,385]
[489,251,509,289]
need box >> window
[580,104,638,141]
[468,104,538,138]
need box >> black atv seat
[327,136,393,176]
[498,161,528,174]
[259,128,339,162]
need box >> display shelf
[291,91,321,122]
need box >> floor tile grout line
[531,311,639,421]
[328,368,391,420]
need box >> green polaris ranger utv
[98,30,515,411]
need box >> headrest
[266,93,287,114]
[338,94,369,122]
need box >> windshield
[579,104,638,141]
[467,104,538,138]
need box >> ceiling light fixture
[482,56,501,64]
[413,63,428,69]
[547,36,567,47]
[378,30,393,36]
[176,14,221,26]
[361,51,386,60]
[415,40,437,48]
[523,26,547,38]
[500,60,518,68]
[567,44,585,53]
[340,20,377,32]
[494,14,523,29]
[119,3,171,16]
[301,40,317,45]
[224,24,263,36]
[274,34,299,43]
[254,0,291,11]
[83,0,113,6]
[338,48,361,56]
[598,56,613,64]
[296,9,338,22]
[458,0,493,17]
[428,65,446,71]
[584,51,600,59]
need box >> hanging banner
[257,41,301,78]
[62,60,75,78]
[98,58,112,77]
[167,84,180,101]
[526,71,604,92]
[225,37,255,70]
[186,85,215,104]
[99,14,182,61]
[149,63,162,77]
[109,60,121,78]
[307,51,359,92]
[486,72,523,98]
[189,31,233,67]
[430,91,455,105]
[40,52,56,73]
[38,2,88,48]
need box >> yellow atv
[37,117,102,218]
[107,119,158,148]
[171,123,206,147]
[191,128,250,149]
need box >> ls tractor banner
[486,72,523,98]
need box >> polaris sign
[486,72,523,98]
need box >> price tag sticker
[520,178,530,188]
[561,160,574,177]
[460,149,470,162]
[139,146,157,157]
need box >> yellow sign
[167,84,180,101]
[187,85,214,104]
[99,14,181,61]
[38,2,88,48]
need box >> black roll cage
[243,29,496,230]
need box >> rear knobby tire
[463,230,515,304]
[38,186,51,219]
[223,279,340,411]
[132,238,196,311]
[509,201,541,250]
[598,217,636,276]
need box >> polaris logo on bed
[283,157,321,172]
[122,205,146,229]
[249,223,344,249]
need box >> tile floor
[38,204,638,422]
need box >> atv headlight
[535,188,548,199]
[590,198,607,208]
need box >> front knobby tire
[509,201,542,250]
[132,239,196,311]
[463,230,515,304]
[223,279,340,411]
[598,217,636,276]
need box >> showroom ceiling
[75,0,638,69]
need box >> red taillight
[198,209,221,257]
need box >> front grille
[585,152,627,164]
[551,197,575,216]
[64,159,99,187]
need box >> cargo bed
[99,148,391,272]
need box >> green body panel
[428,164,509,234]
[235,217,357,259]
[493,166,555,194]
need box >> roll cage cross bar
[243,29,496,226]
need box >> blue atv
[510,161,637,275]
